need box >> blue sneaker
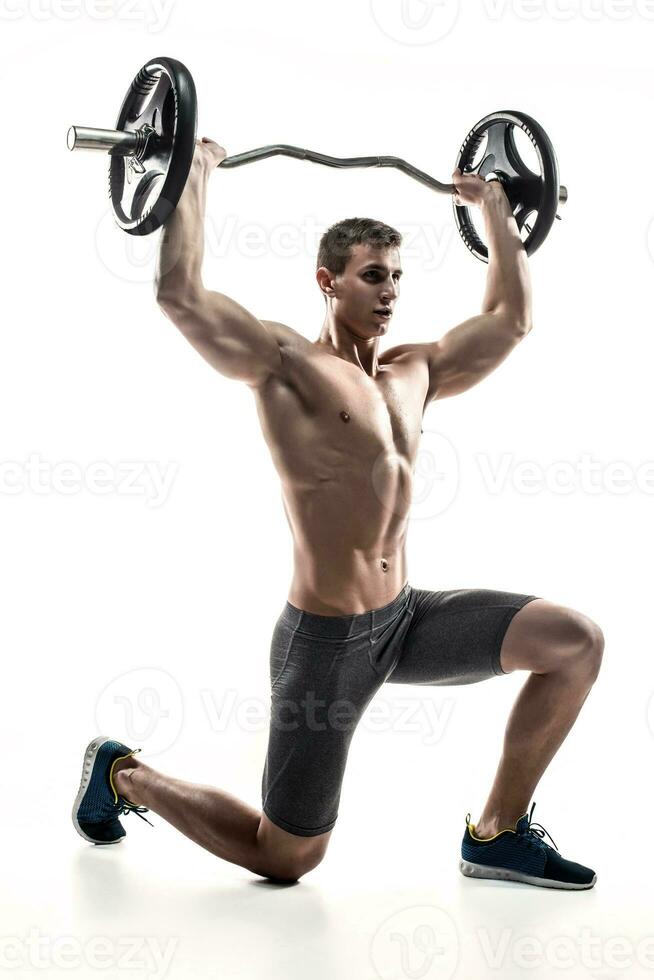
[72,736,154,845]
[460,802,596,890]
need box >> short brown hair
[317,217,402,275]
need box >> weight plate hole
[511,126,540,178]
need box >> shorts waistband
[281,582,412,638]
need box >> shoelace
[110,749,154,828]
[522,801,558,852]
[118,801,154,827]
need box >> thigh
[498,597,601,673]
[262,613,383,837]
[387,587,540,686]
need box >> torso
[252,322,431,614]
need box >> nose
[381,279,399,303]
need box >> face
[322,243,402,338]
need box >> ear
[316,266,336,299]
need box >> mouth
[373,308,392,321]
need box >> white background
[1,1,653,978]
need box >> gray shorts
[261,582,538,837]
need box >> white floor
[5,823,653,980]
[4,720,653,980]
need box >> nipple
[340,411,351,423]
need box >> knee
[558,609,605,683]
[575,615,604,683]
[260,840,328,883]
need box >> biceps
[429,312,528,400]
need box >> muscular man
[72,137,604,890]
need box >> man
[72,137,604,889]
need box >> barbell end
[66,125,142,155]
[559,184,568,205]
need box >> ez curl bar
[68,56,567,263]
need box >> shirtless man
[72,137,604,890]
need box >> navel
[340,411,351,423]
[381,558,389,572]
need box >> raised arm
[420,173,533,402]
[155,138,283,388]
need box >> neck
[316,316,381,377]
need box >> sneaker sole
[71,735,123,845]
[459,859,596,890]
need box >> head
[316,218,403,338]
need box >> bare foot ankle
[471,823,498,840]
[112,755,144,803]
[112,752,143,777]
[113,768,141,804]
[473,815,521,839]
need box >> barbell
[67,56,567,262]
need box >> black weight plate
[453,110,560,263]
[110,57,197,236]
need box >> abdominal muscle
[282,444,415,615]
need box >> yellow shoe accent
[465,810,526,842]
[109,748,142,804]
